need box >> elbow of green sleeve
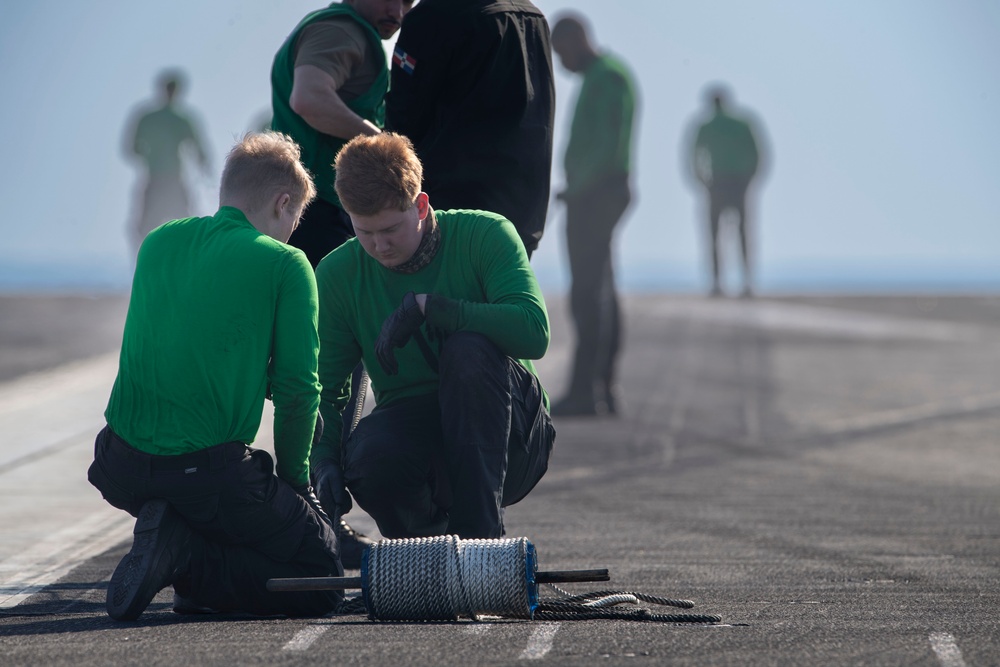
[522,330,550,360]
[514,310,550,359]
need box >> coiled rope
[532,586,721,623]
[323,535,720,624]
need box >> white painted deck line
[811,389,1000,438]
[283,625,332,651]
[519,622,560,660]
[929,632,967,667]
[0,354,117,470]
[0,352,119,418]
[0,508,133,608]
[645,298,979,342]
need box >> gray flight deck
[1,292,998,665]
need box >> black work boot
[337,518,374,569]
[172,592,219,615]
[106,499,192,621]
[602,383,625,417]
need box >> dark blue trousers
[344,332,555,539]
[88,427,342,617]
[564,174,631,404]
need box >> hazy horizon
[2,1,998,294]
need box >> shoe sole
[106,499,186,621]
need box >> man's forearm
[313,373,352,466]
[299,100,381,140]
[273,399,319,488]
[424,294,549,360]
[290,66,381,140]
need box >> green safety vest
[270,3,388,207]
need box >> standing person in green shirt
[310,132,555,539]
[88,132,342,622]
[550,14,638,417]
[271,0,414,564]
[124,69,210,258]
[690,85,763,298]
[271,0,413,268]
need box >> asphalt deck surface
[1,292,998,666]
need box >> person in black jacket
[385,0,555,257]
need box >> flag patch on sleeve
[392,46,417,74]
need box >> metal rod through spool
[266,568,609,593]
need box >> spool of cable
[362,535,537,621]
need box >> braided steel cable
[534,598,721,624]
[350,369,369,433]
[546,587,697,609]
[534,584,720,623]
[534,605,723,623]
[362,536,534,621]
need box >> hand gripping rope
[267,535,721,623]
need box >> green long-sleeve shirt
[313,209,549,464]
[693,111,759,180]
[105,206,321,487]
[131,104,207,176]
[563,52,637,197]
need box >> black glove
[374,291,425,375]
[311,458,352,522]
[294,484,331,526]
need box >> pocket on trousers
[502,402,554,508]
[87,457,138,515]
[509,375,542,456]
[88,430,140,515]
[250,448,275,475]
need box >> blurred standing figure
[125,70,209,257]
[385,0,555,258]
[550,14,637,417]
[691,85,762,298]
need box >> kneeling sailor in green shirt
[89,131,342,621]
[311,132,556,539]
